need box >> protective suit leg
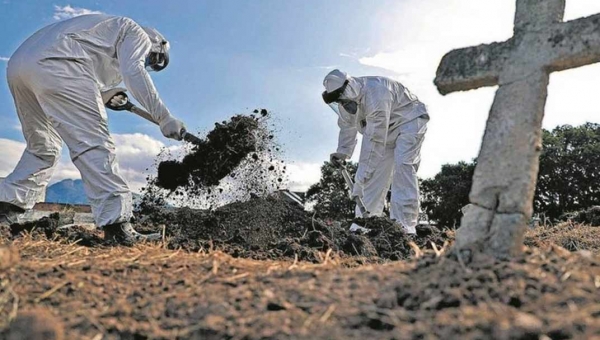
[0,69,63,210]
[355,137,395,217]
[390,117,428,234]
[33,59,132,227]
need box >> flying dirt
[142,110,287,209]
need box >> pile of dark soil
[6,213,104,247]
[138,195,451,263]
[6,198,450,263]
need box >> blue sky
[1,0,600,192]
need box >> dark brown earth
[5,196,451,264]
[156,114,260,190]
[1,229,599,339]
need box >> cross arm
[546,13,600,72]
[435,40,514,95]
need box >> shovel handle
[341,168,370,218]
[105,92,201,145]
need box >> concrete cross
[434,0,600,259]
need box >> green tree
[420,123,600,226]
[420,161,476,228]
[305,161,358,221]
[535,123,600,219]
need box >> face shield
[145,41,170,72]
[322,80,358,116]
[328,100,358,116]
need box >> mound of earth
[5,196,450,263]
[6,213,105,247]
[137,194,451,263]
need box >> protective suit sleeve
[117,21,172,124]
[336,116,358,157]
[359,91,392,183]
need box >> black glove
[330,152,348,169]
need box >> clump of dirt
[354,217,450,260]
[142,110,287,210]
[156,115,259,190]
[154,113,283,191]
[8,214,105,247]
[138,195,452,263]
[372,247,600,339]
[9,213,70,239]
[5,308,65,340]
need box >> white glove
[101,88,128,107]
[159,116,186,141]
[330,152,349,169]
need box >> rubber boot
[103,222,161,246]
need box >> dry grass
[0,234,410,339]
[0,224,599,339]
[524,222,600,253]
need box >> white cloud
[355,0,600,179]
[0,139,26,178]
[0,57,9,62]
[53,5,103,21]
[111,133,176,191]
[286,162,322,192]
[0,134,174,193]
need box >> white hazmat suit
[323,70,429,234]
[0,14,182,227]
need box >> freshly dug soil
[156,114,259,190]
[137,195,451,263]
[7,197,451,264]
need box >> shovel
[103,89,202,145]
[339,165,370,218]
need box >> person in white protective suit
[322,70,429,235]
[0,14,185,244]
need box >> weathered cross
[434,0,600,259]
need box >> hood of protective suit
[323,69,363,103]
[142,26,170,54]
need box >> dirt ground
[1,220,599,339]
